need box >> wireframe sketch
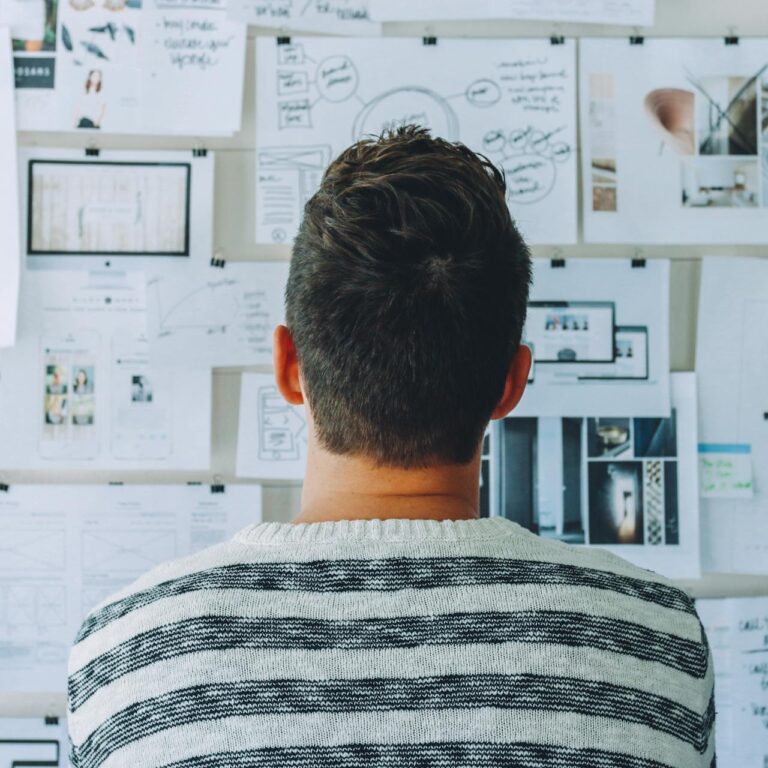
[82,528,177,573]
[29,160,190,254]
[227,0,378,34]
[257,384,306,460]
[0,527,66,572]
[256,38,577,244]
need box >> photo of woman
[75,70,106,129]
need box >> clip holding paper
[763,411,768,420]
[108,481,124,486]
[629,35,644,45]
[631,258,647,268]
[277,35,291,46]
[551,258,566,268]
[725,35,739,45]
[211,484,226,494]
[192,148,207,158]
[186,481,203,486]
[44,715,60,725]
[210,256,226,268]
[422,36,437,46]
[550,35,565,45]
[85,147,100,157]
[0,483,8,492]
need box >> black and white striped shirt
[68,517,715,768]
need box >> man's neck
[293,444,481,524]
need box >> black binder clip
[629,35,644,45]
[763,412,768,420]
[192,148,207,157]
[550,35,565,45]
[211,484,226,494]
[422,36,437,46]
[277,36,291,45]
[210,256,226,268]
[550,258,566,268]
[631,258,647,268]
[85,147,100,157]
[725,35,739,45]
[45,715,59,725]
[108,481,124,486]
[186,481,203,486]
[0,483,9,492]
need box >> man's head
[276,125,531,469]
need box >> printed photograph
[71,395,95,426]
[587,418,632,459]
[45,364,68,395]
[633,410,677,458]
[694,75,758,156]
[72,366,94,395]
[131,375,153,402]
[11,0,58,52]
[588,461,644,545]
[44,394,68,425]
[681,157,759,208]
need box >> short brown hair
[286,125,531,467]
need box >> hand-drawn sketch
[146,261,289,367]
[0,717,69,768]
[258,384,306,460]
[256,38,578,244]
[0,485,262,694]
[237,372,308,480]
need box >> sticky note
[698,444,754,499]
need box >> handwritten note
[697,597,768,768]
[699,443,754,499]
[227,0,379,34]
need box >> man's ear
[490,343,531,420]
[273,325,304,405]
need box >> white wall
[5,0,768,719]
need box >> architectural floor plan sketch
[516,258,670,418]
[256,37,577,244]
[236,372,308,480]
[228,0,379,34]
[0,717,69,767]
[697,257,768,574]
[0,271,211,470]
[20,148,213,271]
[147,260,289,367]
[0,27,20,347]
[0,484,262,694]
[488,373,699,578]
[581,38,768,244]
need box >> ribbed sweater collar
[235,517,519,546]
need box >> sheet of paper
[0,483,261,694]
[19,148,214,272]
[0,271,211,470]
[370,0,654,26]
[228,0,379,34]
[697,257,768,574]
[255,36,577,245]
[147,260,289,368]
[489,373,699,578]
[0,27,20,347]
[699,443,754,499]
[581,38,768,244]
[696,597,768,768]
[0,717,70,767]
[516,258,670,418]
[12,0,246,135]
[236,372,307,480]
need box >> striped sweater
[68,517,715,768]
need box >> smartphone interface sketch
[525,301,615,363]
[111,334,172,460]
[28,160,191,257]
[39,332,100,459]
